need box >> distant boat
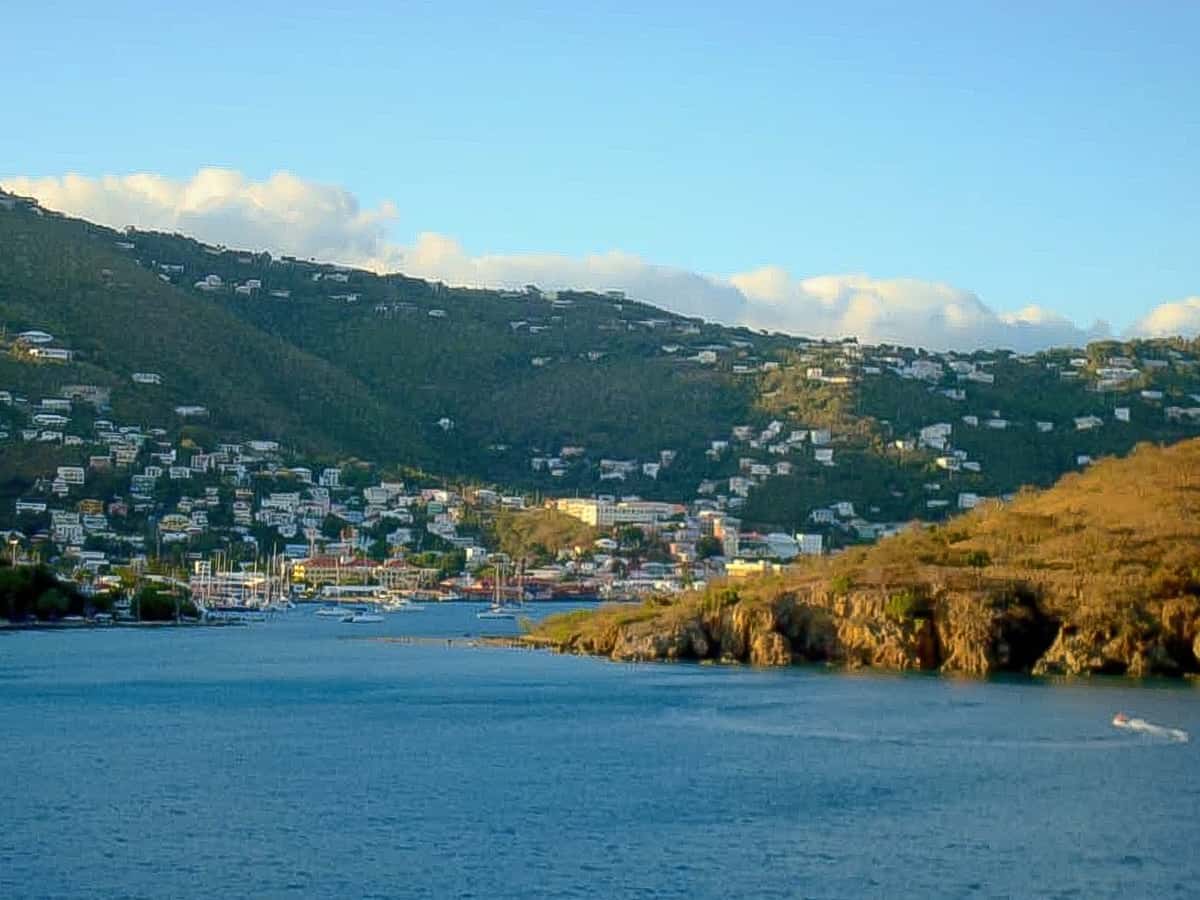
[1112,712,1189,742]
[383,598,425,613]
[476,561,523,620]
[342,611,384,624]
[315,606,346,618]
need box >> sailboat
[476,562,520,619]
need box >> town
[4,312,1200,622]
[4,188,1200,620]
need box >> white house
[28,347,73,362]
[56,466,85,485]
[796,533,824,556]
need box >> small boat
[314,606,347,618]
[342,611,384,624]
[1112,712,1189,742]
[383,599,425,613]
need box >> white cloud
[3,169,400,270]
[1128,297,1200,339]
[2,166,1166,352]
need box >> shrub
[35,588,70,619]
[702,587,740,613]
[886,588,932,622]
[965,550,991,569]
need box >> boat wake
[1112,713,1189,743]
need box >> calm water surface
[2,604,1197,899]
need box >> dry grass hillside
[531,439,1200,677]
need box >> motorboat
[342,611,384,624]
[1112,712,1189,742]
[315,606,347,618]
[383,598,425,613]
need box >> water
[2,604,1198,899]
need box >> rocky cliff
[529,439,1200,678]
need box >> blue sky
[3,1,1198,345]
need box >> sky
[3,1,1198,350]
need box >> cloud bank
[5,167,1191,352]
[1128,297,1200,339]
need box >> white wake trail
[1113,714,1189,743]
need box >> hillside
[529,438,1200,677]
[4,190,1200,537]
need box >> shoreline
[0,619,244,631]
[485,634,1200,685]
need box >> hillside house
[919,423,952,449]
[56,466,85,485]
[28,347,73,362]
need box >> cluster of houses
[6,186,1200,598]
[7,329,75,364]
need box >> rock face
[609,618,710,662]
[749,631,791,666]
[543,581,1196,678]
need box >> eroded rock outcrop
[541,581,1190,678]
[609,617,710,662]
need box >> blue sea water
[1,604,1198,900]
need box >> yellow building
[725,559,784,579]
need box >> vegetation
[133,583,198,621]
[531,438,1200,676]
[4,197,1200,537]
[491,508,598,565]
[0,563,87,621]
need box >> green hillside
[3,191,1200,534]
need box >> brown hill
[529,439,1200,677]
